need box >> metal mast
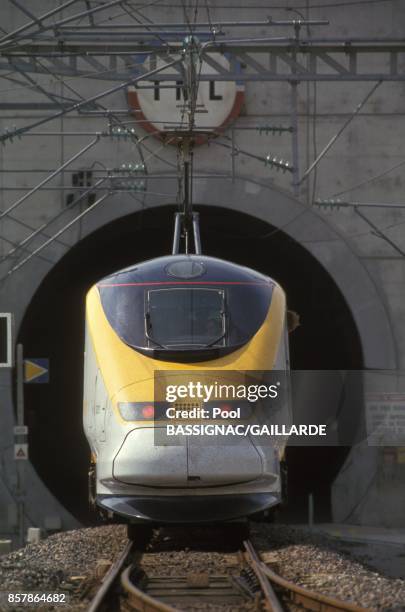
[172,35,203,256]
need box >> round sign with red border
[128,54,244,145]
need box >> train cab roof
[97,254,275,285]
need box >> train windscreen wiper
[145,312,167,349]
[204,332,226,348]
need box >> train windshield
[98,270,274,358]
[146,288,225,348]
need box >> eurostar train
[83,255,290,523]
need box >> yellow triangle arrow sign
[24,359,48,383]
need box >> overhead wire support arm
[0,57,183,144]
[0,0,128,48]
[355,206,405,258]
[84,0,95,27]
[49,18,330,31]
[299,80,382,185]
[213,140,293,174]
[314,199,405,258]
[0,177,108,265]
[0,136,100,220]
[8,61,71,110]
[0,0,82,45]
[315,199,405,209]
[0,191,111,282]
[8,0,45,28]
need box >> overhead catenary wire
[65,0,167,30]
[1,0,404,259]
[0,0,175,50]
[325,158,405,200]
[119,1,174,48]
[0,0,83,45]
[0,191,111,282]
[0,52,178,173]
[0,59,146,95]
[122,0,394,8]
[0,136,100,220]
[0,0,131,47]
[0,178,108,265]
[0,56,183,143]
[0,232,55,266]
[0,35,166,265]
[299,80,382,185]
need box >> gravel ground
[251,523,405,611]
[139,526,257,611]
[141,524,245,577]
[0,523,404,612]
[142,549,242,577]
[0,525,127,612]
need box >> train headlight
[118,402,155,421]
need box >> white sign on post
[0,313,12,367]
[14,425,28,435]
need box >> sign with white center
[0,313,12,367]
[14,443,28,461]
[366,392,405,445]
[128,54,244,144]
[14,425,28,436]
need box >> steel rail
[258,553,370,612]
[87,539,133,612]
[87,534,371,612]
[120,537,283,611]
[121,566,177,612]
[244,540,283,612]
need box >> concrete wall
[1,0,405,538]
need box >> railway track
[86,527,371,612]
[86,540,134,612]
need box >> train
[83,254,291,524]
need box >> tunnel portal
[17,205,363,523]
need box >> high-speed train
[83,254,290,524]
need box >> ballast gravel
[0,525,127,611]
[251,523,405,611]
[0,523,404,611]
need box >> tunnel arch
[17,203,365,522]
[7,175,397,369]
[5,175,396,525]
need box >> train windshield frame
[98,268,275,360]
[145,288,226,349]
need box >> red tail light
[220,403,232,415]
[142,404,155,419]
[118,402,157,421]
